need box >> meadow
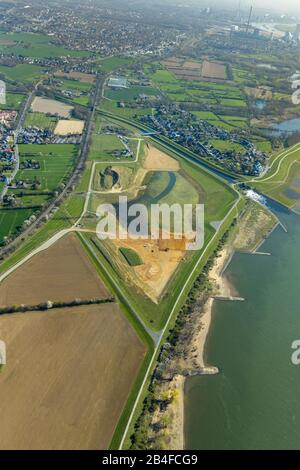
[89,133,126,161]
[17,144,78,192]
[0,64,44,83]
[105,85,160,101]
[0,92,25,110]
[0,32,89,59]
[25,112,57,130]
[0,208,35,245]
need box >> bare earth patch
[201,60,227,80]
[112,237,185,301]
[31,97,73,118]
[0,233,109,307]
[143,145,180,171]
[54,71,95,83]
[54,119,85,135]
[0,304,146,449]
[162,58,202,81]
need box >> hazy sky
[226,0,300,14]
[252,0,299,13]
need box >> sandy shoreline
[170,247,234,449]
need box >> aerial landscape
[1,0,300,457]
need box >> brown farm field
[0,304,146,449]
[31,97,73,118]
[162,57,202,81]
[143,145,180,171]
[201,60,227,80]
[54,71,95,83]
[0,233,110,307]
[54,119,85,135]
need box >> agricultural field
[54,120,85,135]
[53,78,93,107]
[105,85,160,102]
[0,92,25,110]
[0,303,146,449]
[54,71,95,83]
[0,142,78,245]
[0,208,35,246]
[0,233,110,307]
[101,98,152,120]
[145,62,247,111]
[90,133,127,161]
[17,144,78,192]
[192,111,248,130]
[0,32,89,59]
[31,97,73,118]
[89,118,138,162]
[201,60,227,80]
[98,56,134,73]
[0,64,44,83]
[161,57,202,81]
[25,112,57,130]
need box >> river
[184,202,300,449]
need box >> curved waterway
[185,203,300,449]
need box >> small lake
[255,99,267,110]
[271,117,300,134]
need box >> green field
[0,208,36,245]
[89,133,126,161]
[0,32,89,59]
[0,92,25,110]
[25,112,57,130]
[0,64,44,83]
[98,57,134,73]
[17,144,78,192]
[209,139,245,153]
[57,78,92,93]
[101,99,152,120]
[106,85,160,102]
[119,247,143,266]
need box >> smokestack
[246,5,253,34]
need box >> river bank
[171,247,234,449]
